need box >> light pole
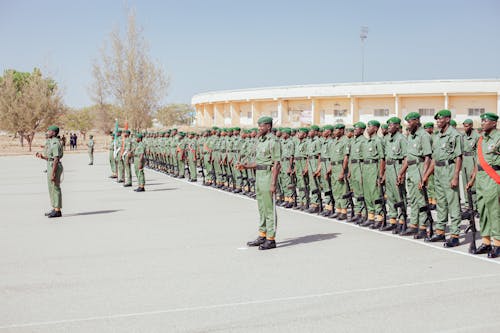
[360,26,369,82]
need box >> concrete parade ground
[1,152,500,333]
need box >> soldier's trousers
[295,159,307,206]
[350,162,364,214]
[320,160,333,208]
[476,171,500,241]
[428,174,436,201]
[434,163,461,235]
[188,157,197,180]
[256,168,277,239]
[386,162,404,220]
[461,155,477,205]
[47,161,63,209]
[331,163,347,209]
[116,157,124,181]
[407,163,427,226]
[178,158,186,178]
[124,159,132,185]
[279,160,293,198]
[362,163,380,218]
[134,160,145,186]
[308,160,320,205]
[109,150,116,174]
[203,154,212,182]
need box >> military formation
[104,111,499,255]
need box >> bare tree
[156,104,195,127]
[0,69,65,151]
[90,9,168,131]
[63,107,95,140]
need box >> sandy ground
[1,152,499,333]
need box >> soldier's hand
[338,172,344,181]
[379,176,385,185]
[450,176,459,189]
[270,183,276,194]
[419,176,428,190]
[397,173,405,185]
[286,168,292,175]
[51,174,56,182]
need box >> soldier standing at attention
[238,116,281,250]
[328,124,349,220]
[122,130,133,187]
[133,133,146,192]
[186,132,198,182]
[36,125,64,218]
[360,120,385,228]
[305,125,322,213]
[461,119,480,206]
[87,134,94,165]
[422,110,463,247]
[279,128,295,208]
[466,113,499,258]
[108,131,117,178]
[115,129,125,183]
[348,122,367,223]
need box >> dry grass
[0,132,111,156]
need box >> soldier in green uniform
[176,132,187,178]
[398,113,432,237]
[422,110,463,247]
[108,131,117,178]
[133,133,146,192]
[461,118,480,208]
[87,135,94,165]
[466,113,500,258]
[279,128,295,208]
[305,125,322,213]
[379,117,407,232]
[348,122,367,223]
[360,120,385,227]
[293,128,309,210]
[186,132,198,182]
[423,122,437,209]
[238,116,281,250]
[122,130,133,187]
[36,125,64,218]
[328,124,349,220]
[115,129,125,183]
[319,125,334,216]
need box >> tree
[155,104,195,127]
[63,107,95,140]
[0,69,65,151]
[90,9,168,131]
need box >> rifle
[289,158,298,207]
[342,172,355,220]
[463,169,477,254]
[323,160,335,208]
[226,161,236,191]
[198,154,206,184]
[308,159,323,213]
[302,166,311,209]
[357,163,368,222]
[420,184,434,239]
[374,181,387,229]
[209,155,217,185]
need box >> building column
[230,103,239,126]
[497,93,500,115]
[311,98,319,125]
[277,100,283,125]
[349,96,355,124]
[444,93,449,110]
[214,104,221,126]
[251,102,258,126]
[394,94,400,118]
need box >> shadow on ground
[148,188,178,192]
[277,233,341,248]
[64,209,123,217]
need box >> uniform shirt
[385,131,408,161]
[349,134,366,161]
[294,138,308,158]
[406,127,431,160]
[432,126,463,162]
[255,132,281,166]
[47,137,63,163]
[329,136,350,163]
[363,134,385,161]
[462,130,480,154]
[87,139,94,151]
[306,136,321,157]
[479,129,500,167]
[134,141,145,158]
[281,138,295,159]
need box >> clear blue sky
[1,0,499,108]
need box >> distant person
[87,135,94,165]
[61,134,67,150]
[36,125,64,218]
[73,133,78,149]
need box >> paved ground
[1,153,500,333]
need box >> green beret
[423,122,434,129]
[387,117,401,125]
[290,128,297,133]
[257,116,273,125]
[251,128,258,132]
[233,127,241,131]
[310,125,320,131]
[480,112,498,121]
[125,129,131,134]
[89,135,94,138]
[462,118,473,125]
[354,122,366,129]
[334,124,346,129]
[322,125,335,131]
[178,131,186,136]
[47,125,59,132]
[136,133,144,139]
[405,112,421,121]
[299,127,309,133]
[434,109,452,120]
[450,119,457,127]
[211,126,219,130]
[367,120,380,127]
[381,124,389,129]
[346,128,354,132]
[117,129,123,133]
[281,128,291,134]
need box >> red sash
[477,136,500,184]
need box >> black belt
[331,160,343,166]
[221,149,226,153]
[364,159,379,164]
[386,159,403,165]
[435,160,455,167]
[351,159,363,163]
[282,157,291,161]
[231,150,239,153]
[463,151,475,156]
[407,157,424,166]
[256,165,272,171]
[320,158,329,162]
[478,164,500,172]
[295,157,305,160]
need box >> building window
[247,111,252,119]
[334,109,347,117]
[468,108,485,116]
[271,111,278,118]
[374,108,389,117]
[418,108,435,116]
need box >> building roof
[192,79,500,105]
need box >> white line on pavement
[1,273,499,329]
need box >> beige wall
[357,96,395,123]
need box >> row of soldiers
[131,110,499,258]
